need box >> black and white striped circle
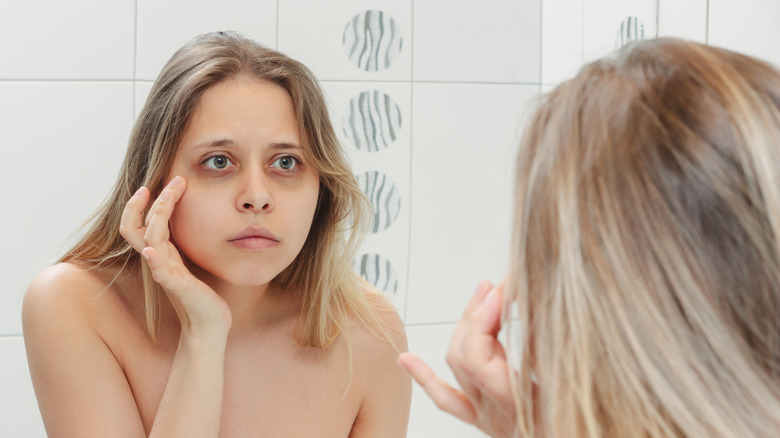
[342,90,401,152]
[616,16,644,48]
[352,253,398,294]
[342,10,403,72]
[356,171,401,233]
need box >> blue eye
[204,155,233,170]
[272,156,298,170]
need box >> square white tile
[322,81,413,317]
[541,0,584,85]
[405,324,490,437]
[406,83,540,324]
[0,0,134,79]
[657,0,707,42]
[709,0,780,67]
[134,81,155,121]
[0,337,46,437]
[414,0,541,83]
[0,82,134,334]
[135,0,278,81]
[278,1,412,81]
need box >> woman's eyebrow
[269,142,302,150]
[192,138,238,151]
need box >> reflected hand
[398,282,516,438]
[120,176,232,337]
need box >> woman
[400,38,780,437]
[24,31,411,437]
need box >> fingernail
[169,176,182,186]
[142,250,151,261]
[133,187,146,197]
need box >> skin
[23,78,411,437]
[397,281,517,438]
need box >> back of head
[509,38,780,437]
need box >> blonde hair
[508,38,780,437]
[61,31,396,348]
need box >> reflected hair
[61,31,395,348]
[508,38,780,437]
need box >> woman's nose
[237,171,273,212]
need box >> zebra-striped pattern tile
[352,253,398,294]
[342,10,403,72]
[616,16,644,48]
[342,90,401,152]
[356,171,401,232]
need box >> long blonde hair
[61,31,396,348]
[509,38,780,437]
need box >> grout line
[320,79,540,86]
[404,0,415,323]
[655,0,660,37]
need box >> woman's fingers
[143,176,186,251]
[119,186,150,252]
[397,353,478,424]
[449,284,512,402]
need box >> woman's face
[166,78,320,289]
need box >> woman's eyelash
[202,155,234,170]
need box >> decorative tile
[582,0,657,63]
[279,1,412,81]
[321,81,412,317]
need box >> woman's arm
[24,176,232,438]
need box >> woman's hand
[120,176,232,338]
[398,282,516,438]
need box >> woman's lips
[228,236,278,250]
[228,226,279,249]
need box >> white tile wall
[0,337,45,437]
[0,0,135,79]
[0,82,134,335]
[657,0,707,42]
[406,83,539,325]
[709,0,780,67]
[135,0,278,80]
[541,0,584,85]
[414,0,541,83]
[4,0,780,436]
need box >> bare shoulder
[23,262,109,327]
[348,287,411,438]
[23,262,148,436]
